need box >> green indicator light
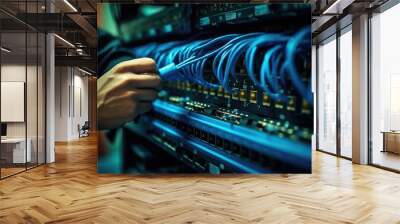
[163,24,173,33]
[225,12,237,21]
[255,5,268,16]
[148,28,156,36]
[200,16,210,26]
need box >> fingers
[137,102,152,115]
[109,89,159,103]
[122,74,161,89]
[102,74,161,98]
[128,89,158,101]
[113,58,157,74]
[101,95,153,126]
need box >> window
[370,3,400,171]
[339,27,352,158]
[317,35,337,154]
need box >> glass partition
[0,1,46,179]
[1,31,28,177]
[27,30,38,169]
[27,0,39,170]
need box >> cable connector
[158,63,177,80]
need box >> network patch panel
[119,5,191,42]
[117,4,312,174]
[194,4,310,29]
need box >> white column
[46,33,55,163]
[352,14,369,164]
[46,1,55,163]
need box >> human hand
[97,58,161,130]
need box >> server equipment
[102,4,312,174]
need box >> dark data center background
[98,3,313,174]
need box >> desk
[382,131,400,154]
[1,138,31,163]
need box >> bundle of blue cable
[132,26,312,104]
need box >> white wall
[1,64,33,137]
[72,72,89,138]
[54,66,89,141]
[1,64,26,146]
[55,66,69,141]
[1,65,26,138]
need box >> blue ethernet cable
[160,42,233,81]
[141,35,232,81]
[222,39,255,91]
[192,34,239,51]
[272,49,286,88]
[244,34,287,92]
[133,28,312,103]
[260,45,287,101]
[216,33,266,87]
[217,49,232,90]
[159,33,256,81]
[285,26,312,104]
[198,58,220,88]
[264,45,286,97]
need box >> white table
[1,138,31,163]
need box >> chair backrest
[82,121,90,129]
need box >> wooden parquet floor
[0,134,400,224]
